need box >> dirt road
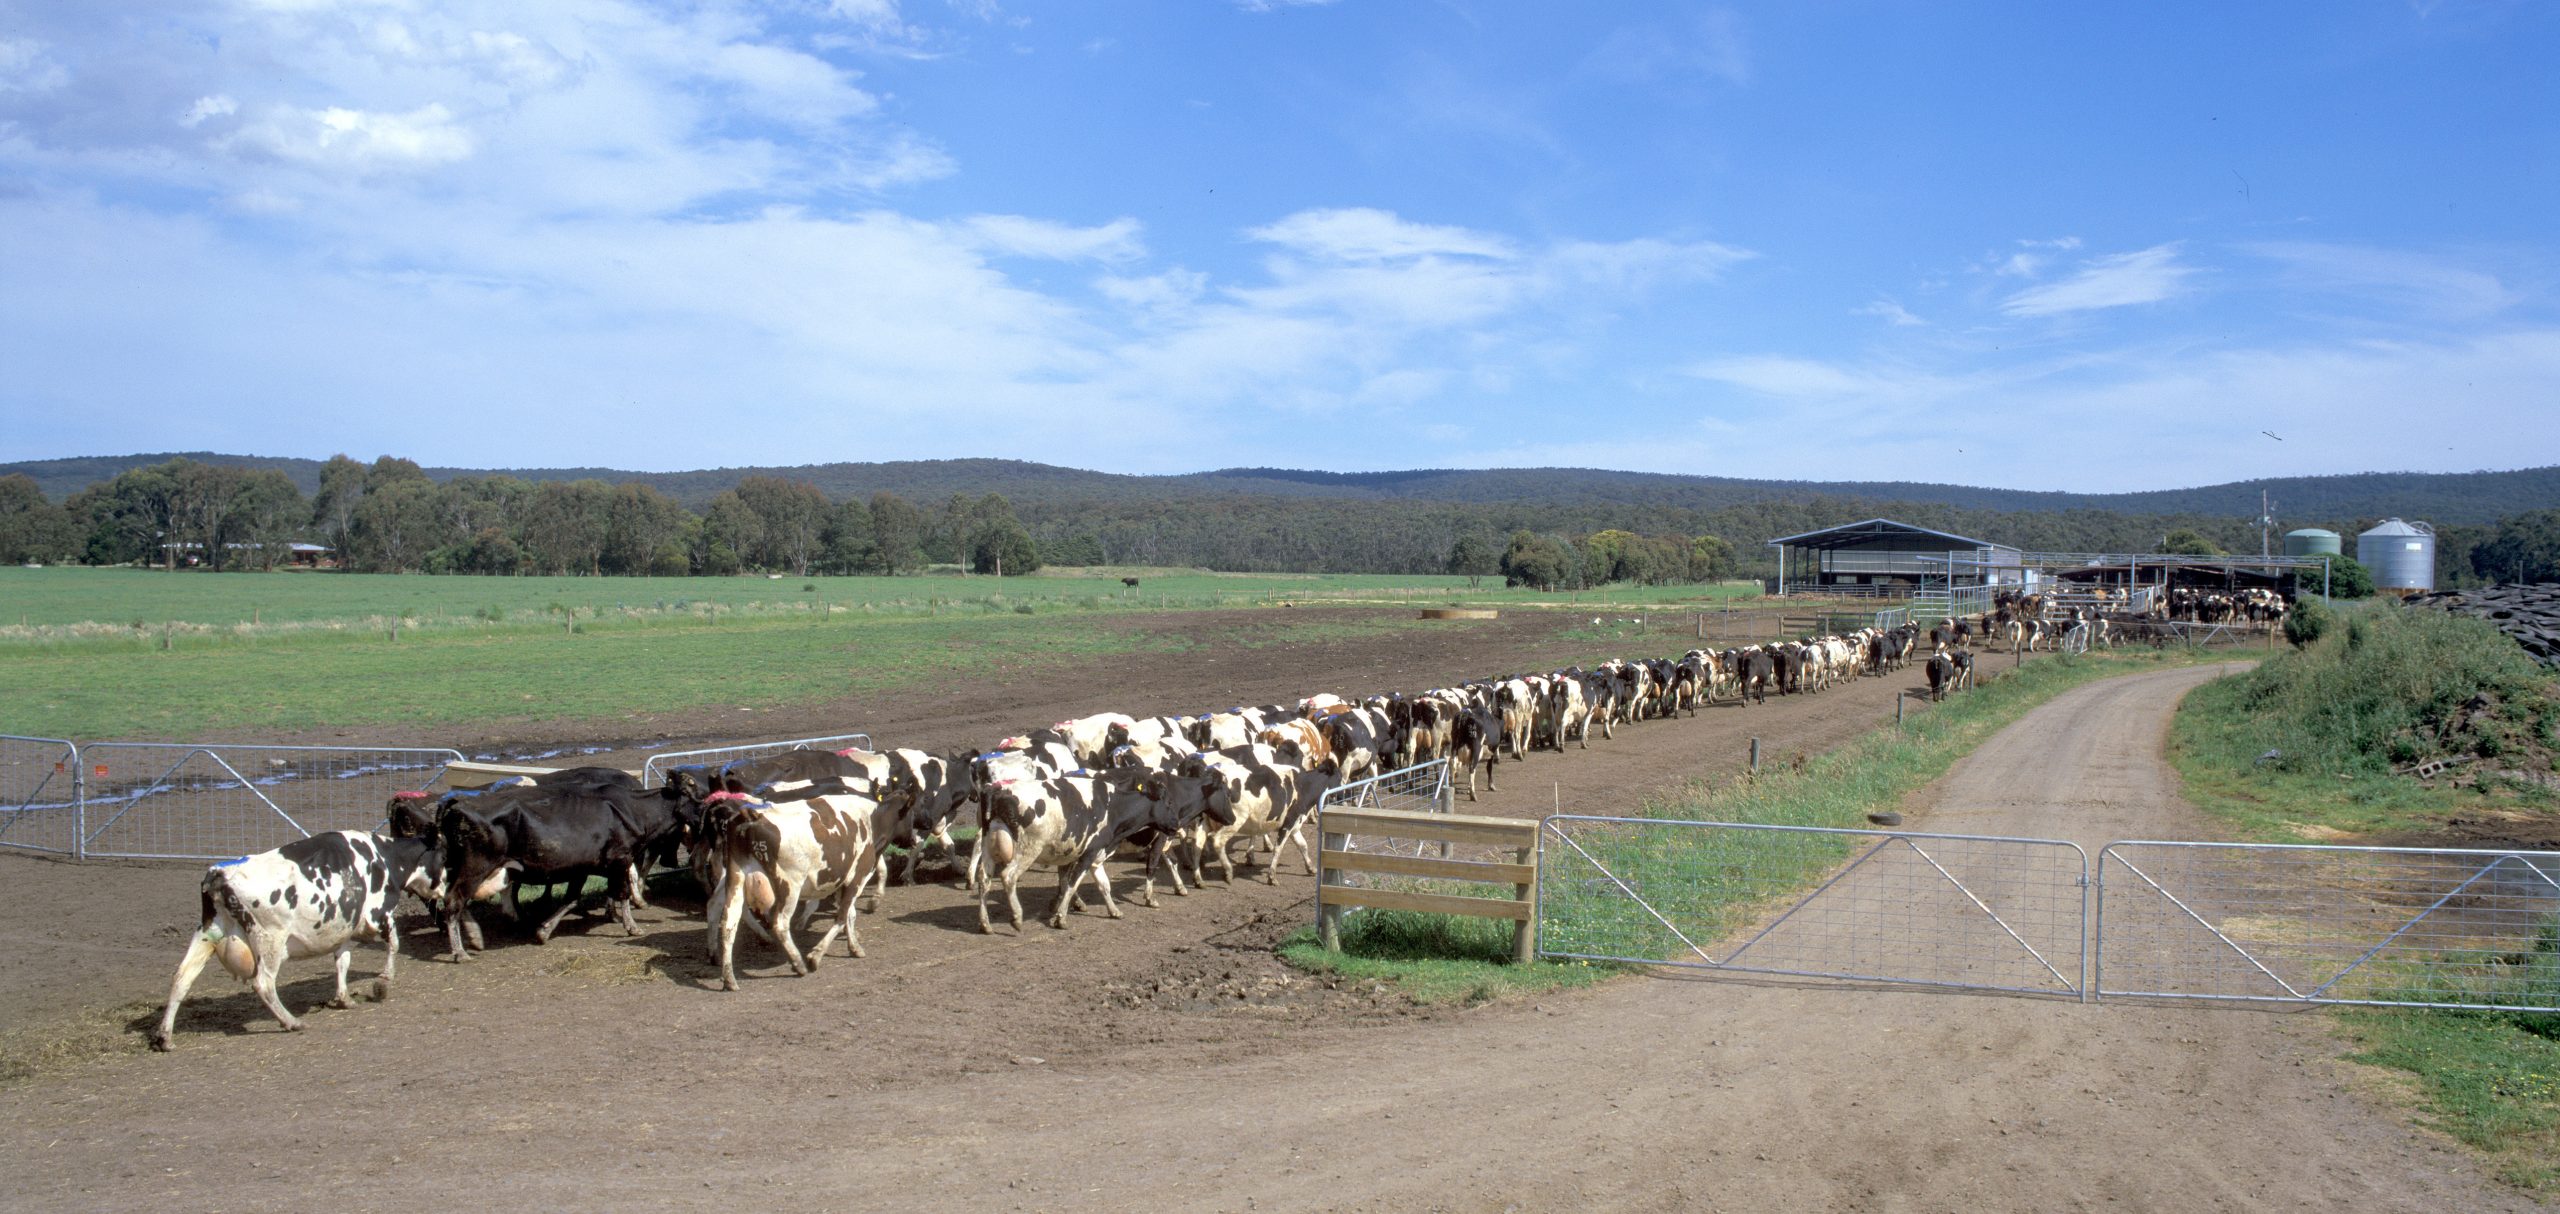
[1,652,2534,1211]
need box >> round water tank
[2282,528,2342,558]
[2355,519,2436,593]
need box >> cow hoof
[848,943,865,959]
[720,978,738,992]
[282,1018,307,1033]
[978,923,994,935]
[804,954,822,972]
[1046,916,1067,930]
[370,977,393,1002]
[533,931,555,945]
[1106,908,1124,920]
[327,995,355,1010]
[446,952,472,964]
[148,1031,173,1053]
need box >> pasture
[0,567,1759,741]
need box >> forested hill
[9,452,2556,524]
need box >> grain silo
[2282,528,2343,558]
[2356,519,2436,593]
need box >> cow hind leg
[148,929,223,1052]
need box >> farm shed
[1765,518,2022,596]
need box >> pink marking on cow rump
[833,747,864,758]
[703,790,755,804]
[391,790,432,800]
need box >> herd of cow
[147,613,2056,1051]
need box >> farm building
[1765,518,2023,596]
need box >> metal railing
[639,732,874,788]
[1538,816,2090,999]
[78,743,465,861]
[1311,759,1462,914]
[0,735,83,856]
[2097,841,2560,1012]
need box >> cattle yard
[3,597,2548,1209]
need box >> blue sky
[3,1,2554,491]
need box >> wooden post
[1317,822,1347,952]
[1749,737,1761,773]
[1512,836,1537,964]
[1896,692,1905,726]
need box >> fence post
[1317,819,1347,952]
[1512,832,1537,965]
[73,744,86,861]
[1749,737,1760,774]
[1896,693,1905,726]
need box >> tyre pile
[2406,583,2560,666]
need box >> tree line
[5,454,2555,588]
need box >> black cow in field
[437,780,701,962]
[1926,652,1955,702]
[1737,649,1775,705]
[1121,577,1141,589]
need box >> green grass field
[0,566,1759,635]
[0,566,1757,739]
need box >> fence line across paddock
[639,732,874,788]
[0,729,875,862]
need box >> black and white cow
[149,831,444,1050]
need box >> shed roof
[1764,517,2013,553]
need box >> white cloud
[1684,355,1904,399]
[0,37,70,93]
[180,95,238,128]
[2001,243,2195,317]
[1248,208,1516,263]
[223,102,476,169]
[963,215,1144,263]
[1857,298,1924,327]
[2241,240,2517,318]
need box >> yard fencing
[1538,816,2089,998]
[0,735,83,856]
[2097,841,2560,1013]
[0,728,879,862]
[77,744,466,861]
[1309,759,1469,923]
[639,732,875,788]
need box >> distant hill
[7,451,2554,527]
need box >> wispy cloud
[1247,208,1516,262]
[1856,298,1924,327]
[2001,243,2195,317]
[2241,240,2517,319]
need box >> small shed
[1765,518,2021,595]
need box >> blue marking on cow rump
[215,855,250,867]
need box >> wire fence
[639,732,874,788]
[0,728,877,862]
[2097,841,2560,1012]
[77,743,466,861]
[1538,816,2090,998]
[0,735,84,856]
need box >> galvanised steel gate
[1539,816,2089,998]
[640,732,874,788]
[78,743,465,861]
[0,735,83,857]
[2097,841,2560,1012]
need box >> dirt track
[0,622,2536,1210]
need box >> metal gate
[1539,816,2089,998]
[78,743,465,861]
[2097,841,2560,1012]
[639,732,873,788]
[0,735,83,857]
